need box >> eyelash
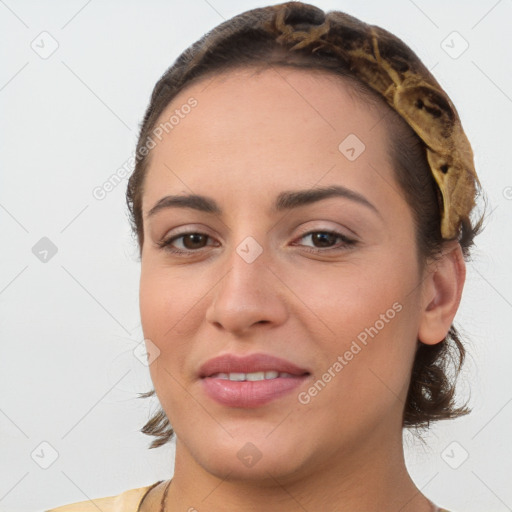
[156,229,357,256]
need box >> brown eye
[310,232,338,248]
[181,233,209,250]
[157,232,216,254]
[295,230,357,253]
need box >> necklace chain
[157,478,440,512]
[159,479,171,512]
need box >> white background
[1,1,511,511]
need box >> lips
[199,353,310,408]
[199,353,310,377]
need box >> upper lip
[199,353,310,378]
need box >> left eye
[156,230,356,255]
[293,230,356,252]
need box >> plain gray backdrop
[1,1,511,511]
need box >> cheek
[139,262,208,339]
[139,266,202,420]
[139,266,172,340]
[286,250,414,343]
[139,262,215,401]
[289,250,419,405]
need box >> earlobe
[417,241,466,345]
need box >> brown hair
[126,1,486,448]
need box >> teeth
[212,371,294,381]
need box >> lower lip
[201,376,308,408]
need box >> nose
[205,239,289,336]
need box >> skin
[138,66,466,512]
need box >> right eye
[156,232,218,255]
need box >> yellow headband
[270,4,480,239]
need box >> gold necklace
[159,479,171,512]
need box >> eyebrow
[146,185,381,219]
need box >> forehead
[142,66,398,216]
[157,65,387,139]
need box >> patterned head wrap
[265,2,480,239]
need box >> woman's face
[139,66,431,480]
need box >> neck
[164,430,435,512]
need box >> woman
[47,2,484,511]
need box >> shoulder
[45,481,163,512]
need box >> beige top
[45,480,162,512]
[45,480,452,512]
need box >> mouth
[208,370,302,381]
[199,353,311,408]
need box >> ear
[417,241,466,345]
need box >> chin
[177,426,312,483]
